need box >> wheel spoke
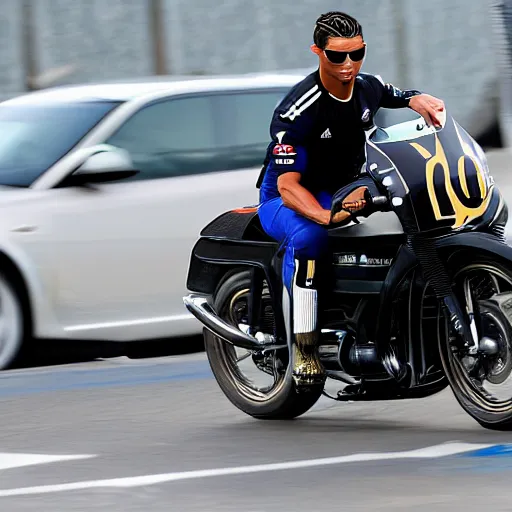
[450,263,512,410]
[218,284,286,401]
[236,351,252,364]
[463,277,479,354]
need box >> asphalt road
[0,352,512,511]
[1,149,512,511]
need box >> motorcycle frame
[186,221,512,396]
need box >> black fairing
[366,114,498,235]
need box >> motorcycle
[183,109,512,431]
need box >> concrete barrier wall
[0,1,24,94]
[490,0,512,147]
[33,0,154,85]
[0,0,505,138]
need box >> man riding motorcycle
[256,11,446,386]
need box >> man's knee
[291,224,329,260]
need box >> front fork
[462,277,481,354]
[442,294,479,354]
[409,235,479,353]
[374,238,478,383]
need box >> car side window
[105,95,219,180]
[212,90,287,171]
[105,89,288,181]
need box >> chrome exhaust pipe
[183,294,286,351]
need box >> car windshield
[0,100,122,187]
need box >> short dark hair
[313,11,363,50]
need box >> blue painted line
[461,444,512,458]
[0,370,213,397]
[0,360,209,382]
[0,361,214,397]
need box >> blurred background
[1,0,510,146]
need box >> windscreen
[370,116,441,144]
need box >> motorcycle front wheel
[440,253,512,430]
[204,270,323,420]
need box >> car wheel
[0,271,26,370]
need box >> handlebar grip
[371,195,388,206]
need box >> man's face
[312,35,365,84]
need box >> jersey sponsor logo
[320,128,332,139]
[361,109,371,123]
[273,144,296,156]
[275,158,294,165]
[276,131,287,144]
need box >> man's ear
[310,44,322,56]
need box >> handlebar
[370,195,388,206]
[330,189,390,225]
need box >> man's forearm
[378,81,422,109]
[279,181,331,225]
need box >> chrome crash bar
[183,294,286,351]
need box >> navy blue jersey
[258,70,421,202]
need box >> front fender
[435,231,512,263]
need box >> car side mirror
[69,147,139,186]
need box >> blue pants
[258,192,332,291]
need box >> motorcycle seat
[201,206,277,244]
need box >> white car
[0,72,305,369]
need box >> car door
[49,88,287,341]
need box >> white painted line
[0,442,493,497]
[0,453,96,472]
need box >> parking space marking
[0,442,493,497]
[0,452,95,471]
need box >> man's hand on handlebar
[331,186,367,224]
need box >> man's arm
[268,102,335,225]
[374,76,422,109]
[278,173,367,225]
[278,172,331,225]
[408,94,446,128]
[372,75,445,128]
[271,136,332,225]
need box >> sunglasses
[324,45,366,65]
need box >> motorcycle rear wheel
[440,254,512,430]
[204,270,323,420]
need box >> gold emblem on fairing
[410,123,493,229]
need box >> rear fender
[186,206,278,296]
[185,234,285,345]
[186,237,278,295]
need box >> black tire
[440,253,512,430]
[205,270,323,420]
[0,269,27,370]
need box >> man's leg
[259,195,330,385]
